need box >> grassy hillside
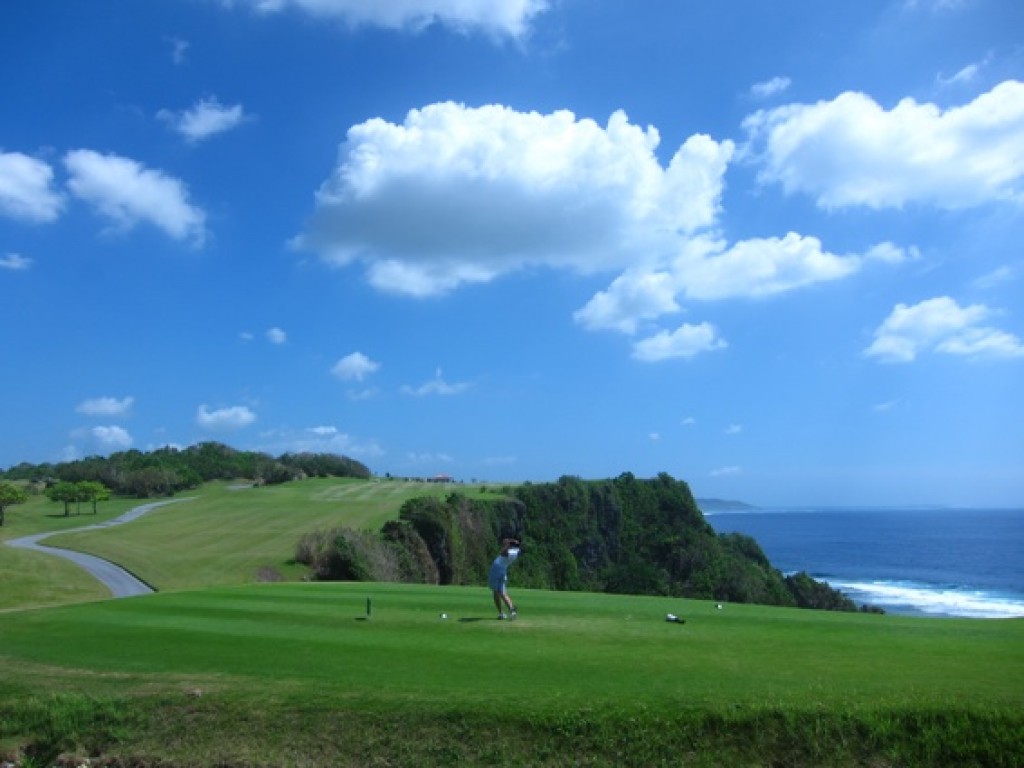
[1,479,494,609]
[0,493,143,610]
[1,583,1021,766]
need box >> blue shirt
[488,547,520,590]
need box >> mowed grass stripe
[2,583,1021,714]
[310,480,374,500]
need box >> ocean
[706,507,1024,619]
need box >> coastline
[825,578,1024,619]
[708,506,1024,619]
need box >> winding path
[5,498,194,598]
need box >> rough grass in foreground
[3,693,1022,767]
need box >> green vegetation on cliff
[299,473,863,611]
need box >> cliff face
[504,473,797,606]
[301,473,860,611]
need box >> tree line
[45,480,111,517]
[296,472,876,612]
[0,478,115,523]
[0,442,371,499]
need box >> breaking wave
[827,579,1024,619]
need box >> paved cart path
[6,498,194,598]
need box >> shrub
[785,571,859,611]
[382,520,440,584]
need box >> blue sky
[2,0,1022,506]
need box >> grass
[4,583,1022,709]
[1,583,1022,765]
[0,494,145,611]
[2,478,1023,765]
[2,478,494,605]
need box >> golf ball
[440,613,448,619]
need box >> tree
[123,468,180,498]
[77,480,111,514]
[0,481,29,526]
[45,481,80,517]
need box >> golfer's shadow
[353,617,491,622]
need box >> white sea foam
[830,580,1024,619]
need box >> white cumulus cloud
[865,297,1024,362]
[301,102,733,297]
[224,0,549,38]
[266,327,287,345]
[632,322,727,362]
[77,396,135,417]
[864,242,920,264]
[744,80,1024,209]
[673,232,863,300]
[0,151,63,222]
[64,150,206,244]
[302,101,935,363]
[574,270,680,334]
[332,352,380,381]
[159,97,248,143]
[197,404,257,430]
[91,425,133,450]
[576,233,884,343]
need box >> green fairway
[2,478,492,606]
[1,583,1022,765]
[3,583,1022,709]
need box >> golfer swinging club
[489,537,520,620]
